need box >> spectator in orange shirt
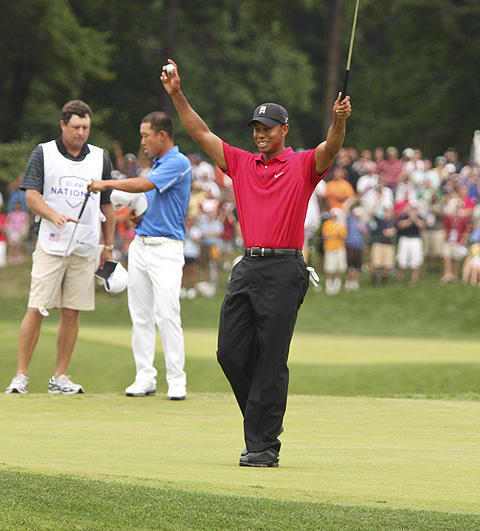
[325,167,355,211]
[321,207,348,294]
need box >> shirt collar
[56,136,90,160]
[254,146,295,164]
[152,145,179,168]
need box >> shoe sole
[5,389,28,394]
[168,395,186,401]
[126,391,156,397]
[239,461,279,468]
[48,389,84,395]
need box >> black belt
[244,247,302,257]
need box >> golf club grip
[340,70,350,101]
[77,190,91,221]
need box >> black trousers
[217,254,309,453]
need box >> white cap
[110,190,148,215]
[105,262,128,293]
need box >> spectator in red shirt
[441,199,472,283]
[378,146,403,192]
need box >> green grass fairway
[2,321,479,399]
[1,393,479,516]
[1,300,480,528]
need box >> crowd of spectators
[308,145,480,293]
[2,143,479,298]
[0,175,32,267]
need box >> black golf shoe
[240,426,284,457]
[239,448,280,468]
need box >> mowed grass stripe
[1,321,480,398]
[1,394,479,514]
[3,320,480,364]
[1,470,480,531]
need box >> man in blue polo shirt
[89,111,191,400]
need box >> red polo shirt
[222,142,329,249]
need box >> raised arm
[315,93,352,175]
[161,60,227,171]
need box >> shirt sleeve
[222,141,255,179]
[147,156,189,192]
[20,145,44,193]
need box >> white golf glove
[306,266,319,287]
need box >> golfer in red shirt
[162,60,352,467]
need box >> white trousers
[0,241,6,267]
[127,238,186,388]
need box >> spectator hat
[247,103,289,127]
[124,153,137,163]
[445,163,456,174]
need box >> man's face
[333,168,345,180]
[252,122,288,157]
[140,122,164,158]
[61,114,91,153]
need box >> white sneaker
[125,380,156,397]
[5,372,29,394]
[325,280,334,295]
[333,278,342,293]
[167,383,186,401]
[48,374,84,395]
[186,288,197,299]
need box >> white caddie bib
[38,140,103,257]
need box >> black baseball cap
[247,103,289,127]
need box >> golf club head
[38,307,50,317]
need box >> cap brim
[246,117,282,127]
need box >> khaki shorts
[443,241,465,261]
[324,247,347,274]
[422,229,445,258]
[28,242,96,311]
[371,243,395,269]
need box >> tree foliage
[347,0,480,158]
[0,0,479,184]
[0,0,113,144]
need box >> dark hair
[141,111,174,139]
[61,100,92,124]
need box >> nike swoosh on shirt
[274,172,284,179]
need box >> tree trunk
[322,0,346,137]
[2,65,33,142]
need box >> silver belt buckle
[250,247,264,257]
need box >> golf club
[38,190,91,317]
[340,0,360,101]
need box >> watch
[104,245,114,251]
